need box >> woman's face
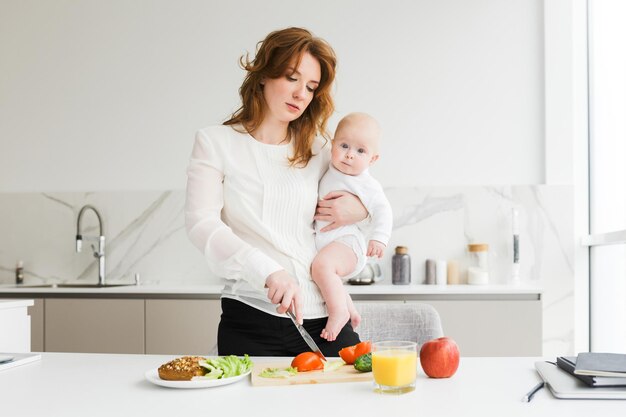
[262,52,321,126]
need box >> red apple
[419,336,460,378]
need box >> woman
[185,27,367,356]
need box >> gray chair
[353,302,444,346]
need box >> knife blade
[285,310,327,362]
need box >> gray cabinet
[15,292,540,356]
[423,300,542,356]
[145,299,220,355]
[45,299,144,354]
[40,298,221,355]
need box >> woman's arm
[185,131,303,321]
[313,190,368,233]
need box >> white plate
[144,368,251,389]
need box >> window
[586,0,626,352]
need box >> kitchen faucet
[75,205,106,286]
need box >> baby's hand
[367,240,386,258]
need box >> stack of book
[557,353,626,387]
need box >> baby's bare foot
[321,311,350,342]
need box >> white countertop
[0,283,541,296]
[0,353,616,417]
[0,283,226,295]
[0,299,33,309]
[346,283,542,295]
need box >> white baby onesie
[315,163,393,279]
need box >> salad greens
[259,367,298,379]
[323,360,345,372]
[197,355,253,380]
[259,359,345,378]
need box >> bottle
[392,246,411,285]
[425,259,436,284]
[15,260,24,285]
[512,208,521,284]
[435,260,447,286]
[467,243,489,285]
[447,260,460,285]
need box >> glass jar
[392,246,411,285]
[467,243,489,285]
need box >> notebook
[575,353,626,377]
[535,361,626,399]
[557,357,626,387]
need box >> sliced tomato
[354,341,372,359]
[339,345,357,364]
[291,352,324,372]
[339,341,372,364]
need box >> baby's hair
[336,112,380,136]
[335,112,382,153]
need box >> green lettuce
[259,367,298,379]
[323,360,345,372]
[197,355,253,379]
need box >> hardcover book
[557,356,626,387]
[575,353,626,378]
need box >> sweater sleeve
[366,188,394,246]
[184,129,284,291]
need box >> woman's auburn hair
[224,27,337,167]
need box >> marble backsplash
[0,186,573,355]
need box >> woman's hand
[314,191,368,232]
[265,270,302,324]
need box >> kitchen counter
[1,285,542,356]
[0,352,616,417]
[346,283,541,300]
[0,283,541,300]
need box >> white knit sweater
[185,125,331,318]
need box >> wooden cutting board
[251,360,373,386]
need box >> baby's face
[331,122,380,176]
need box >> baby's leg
[346,292,361,329]
[311,242,358,341]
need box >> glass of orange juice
[372,341,418,394]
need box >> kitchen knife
[285,310,327,362]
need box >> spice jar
[425,259,436,285]
[392,246,411,285]
[467,243,489,285]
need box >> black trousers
[218,298,361,357]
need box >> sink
[8,283,136,289]
[10,284,58,288]
[55,283,135,288]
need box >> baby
[312,112,393,341]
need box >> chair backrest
[353,302,444,346]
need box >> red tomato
[354,341,372,358]
[339,346,357,364]
[291,352,324,372]
[339,341,372,364]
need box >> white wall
[0,0,544,192]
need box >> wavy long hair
[224,27,337,167]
